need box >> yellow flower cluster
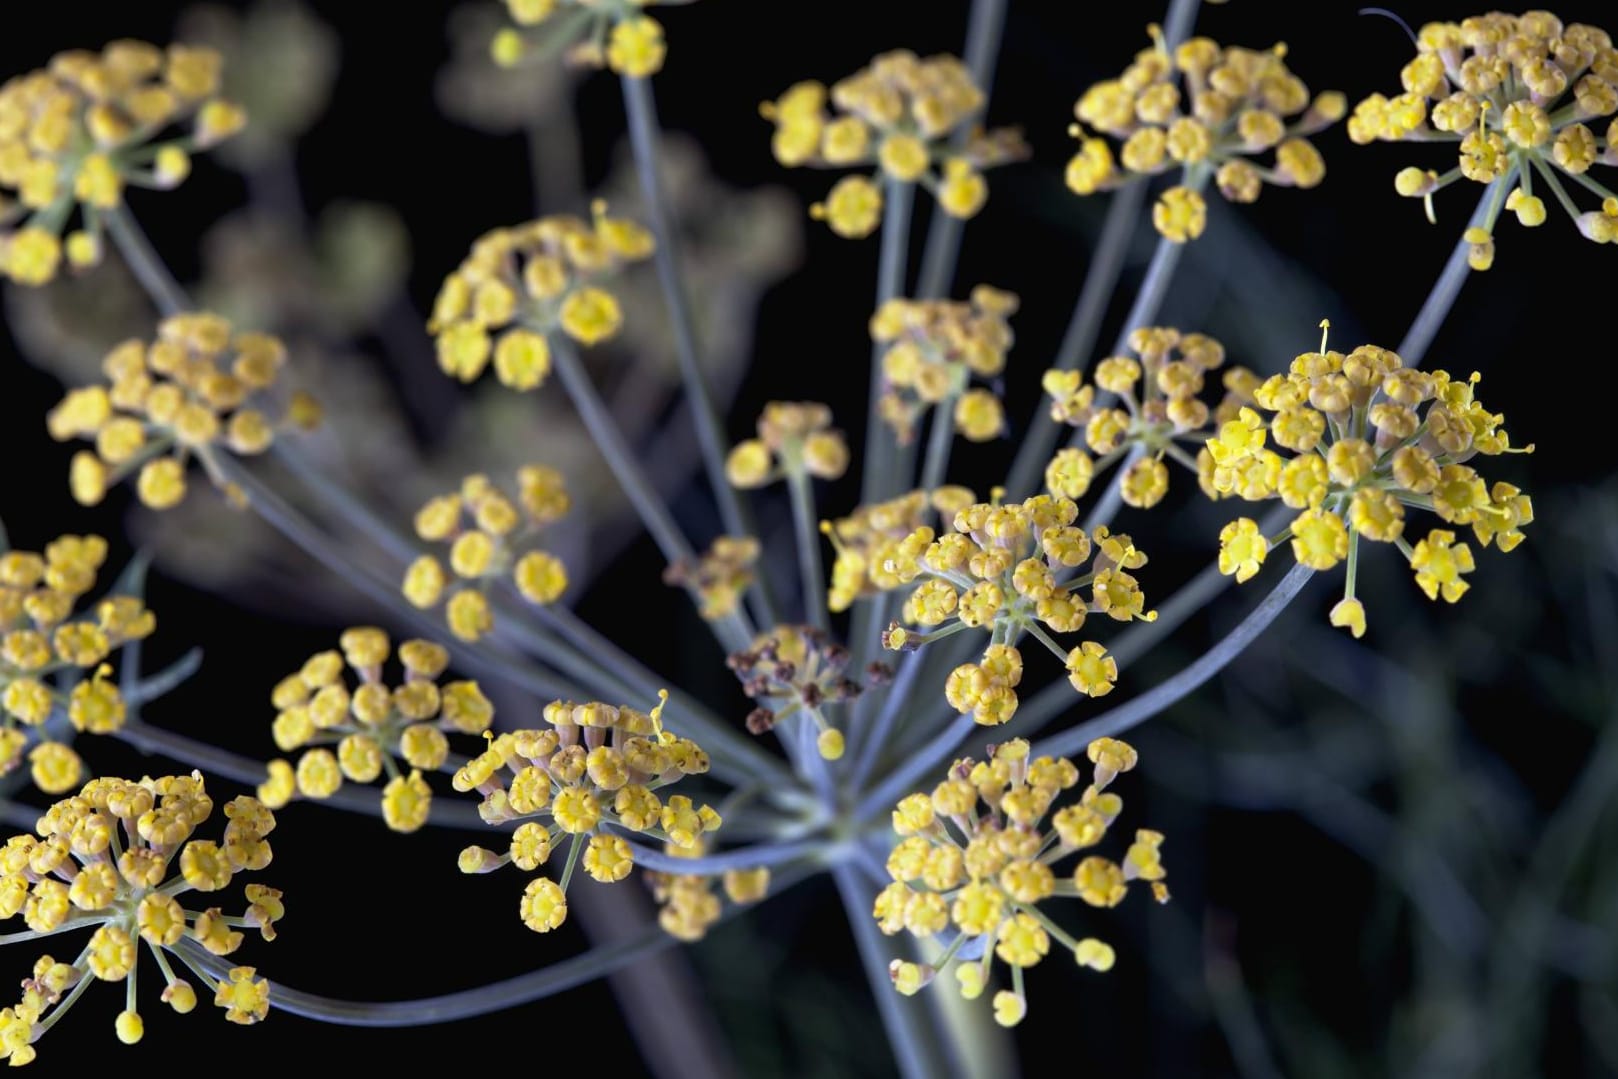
[1,535,155,793]
[0,40,245,285]
[454,691,719,933]
[492,0,677,79]
[762,50,1029,238]
[879,494,1156,723]
[729,624,863,760]
[401,467,571,642]
[1349,12,1618,264]
[725,401,850,489]
[823,487,976,614]
[46,313,319,512]
[874,737,1166,1027]
[1041,327,1258,510]
[644,843,771,941]
[662,536,758,621]
[1204,325,1533,636]
[1066,27,1343,242]
[0,773,280,1064]
[257,629,494,833]
[870,285,1019,445]
[429,204,655,385]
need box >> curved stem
[619,834,825,875]
[1031,562,1314,760]
[1397,178,1503,363]
[173,863,815,1026]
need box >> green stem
[917,400,956,493]
[548,336,697,576]
[786,470,828,631]
[172,863,815,1026]
[619,75,764,579]
[859,178,915,504]
[912,0,1008,300]
[1003,180,1149,500]
[103,205,188,317]
[830,865,956,1079]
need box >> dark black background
[2,1,1614,1075]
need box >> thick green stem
[831,865,957,1079]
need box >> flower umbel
[763,50,1029,238]
[870,285,1019,446]
[1041,326,1258,510]
[729,625,869,760]
[0,535,157,793]
[0,40,246,285]
[454,691,719,933]
[1066,26,1343,242]
[874,738,1166,1027]
[428,204,654,380]
[1349,12,1618,265]
[1203,322,1533,634]
[46,313,318,511]
[257,628,494,832]
[401,466,572,642]
[880,493,1157,724]
[491,0,686,79]
[0,773,280,1065]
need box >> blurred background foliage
[1,1,1614,1076]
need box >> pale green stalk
[831,865,956,1079]
[548,337,699,578]
[173,863,815,1026]
[619,75,764,579]
[103,205,187,316]
[786,470,828,631]
[912,0,1008,300]
[849,179,915,673]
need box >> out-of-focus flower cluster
[879,494,1157,723]
[1350,11,1618,266]
[874,737,1166,1027]
[0,535,154,793]
[454,691,719,934]
[725,401,850,489]
[0,40,245,285]
[0,773,280,1064]
[729,624,868,761]
[1066,27,1343,242]
[763,50,1028,238]
[871,286,1018,446]
[258,628,494,832]
[663,536,758,622]
[644,845,769,941]
[1042,327,1256,510]
[402,467,571,642]
[430,206,655,387]
[46,313,319,511]
[492,0,688,79]
[1205,327,1533,636]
